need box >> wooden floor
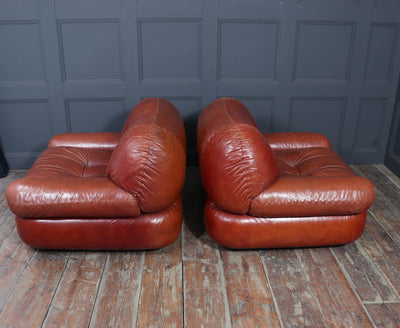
[0,165,400,327]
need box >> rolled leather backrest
[107,98,186,213]
[197,98,280,214]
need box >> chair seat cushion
[6,146,140,218]
[249,147,375,217]
[274,147,354,176]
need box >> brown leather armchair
[7,98,186,250]
[197,98,375,249]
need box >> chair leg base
[204,200,367,249]
[15,200,182,250]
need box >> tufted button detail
[274,147,354,177]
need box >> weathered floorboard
[0,251,68,328]
[184,258,231,328]
[364,303,400,328]
[360,214,400,298]
[0,166,400,327]
[221,250,281,328]
[89,252,145,328]
[354,164,400,246]
[261,249,328,327]
[0,200,17,244]
[262,248,374,327]
[182,223,219,263]
[42,252,106,328]
[182,187,232,328]
[376,164,400,189]
[0,228,35,312]
[136,237,183,328]
[0,171,25,204]
[296,248,373,327]
[331,236,399,303]
[182,172,231,327]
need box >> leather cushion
[48,132,121,151]
[263,132,331,151]
[122,98,186,150]
[274,147,355,176]
[15,197,183,250]
[6,146,140,218]
[198,98,280,214]
[107,98,186,213]
[249,147,376,217]
[205,199,367,249]
[197,97,257,143]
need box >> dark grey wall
[1,0,400,168]
[384,74,400,174]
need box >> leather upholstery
[48,132,121,150]
[6,98,186,250]
[198,97,375,249]
[107,98,186,213]
[263,132,331,150]
[205,200,367,249]
[197,98,280,214]
[15,198,182,250]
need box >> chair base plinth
[205,200,366,249]
[16,200,182,250]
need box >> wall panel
[0,100,52,167]
[354,98,386,152]
[66,99,126,133]
[292,22,355,82]
[1,0,400,167]
[289,98,346,151]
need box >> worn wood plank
[42,252,106,328]
[0,171,25,203]
[354,165,400,246]
[0,251,68,328]
[182,223,219,261]
[89,252,145,328]
[360,214,400,298]
[354,165,400,201]
[261,249,328,327]
[376,164,400,189]
[220,250,281,328]
[364,303,400,328]
[136,237,183,328]
[0,200,16,245]
[262,248,374,327]
[182,166,213,262]
[182,200,231,328]
[0,171,27,246]
[184,259,231,328]
[0,228,35,312]
[331,238,399,303]
[296,248,373,327]
[1,166,400,327]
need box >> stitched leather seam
[198,122,259,156]
[223,100,253,209]
[157,125,186,154]
[136,99,159,210]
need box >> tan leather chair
[7,98,186,250]
[197,98,375,249]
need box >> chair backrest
[107,98,186,213]
[197,98,280,214]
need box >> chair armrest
[48,132,121,151]
[198,98,280,214]
[107,98,186,213]
[263,132,331,151]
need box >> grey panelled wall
[1,0,400,168]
